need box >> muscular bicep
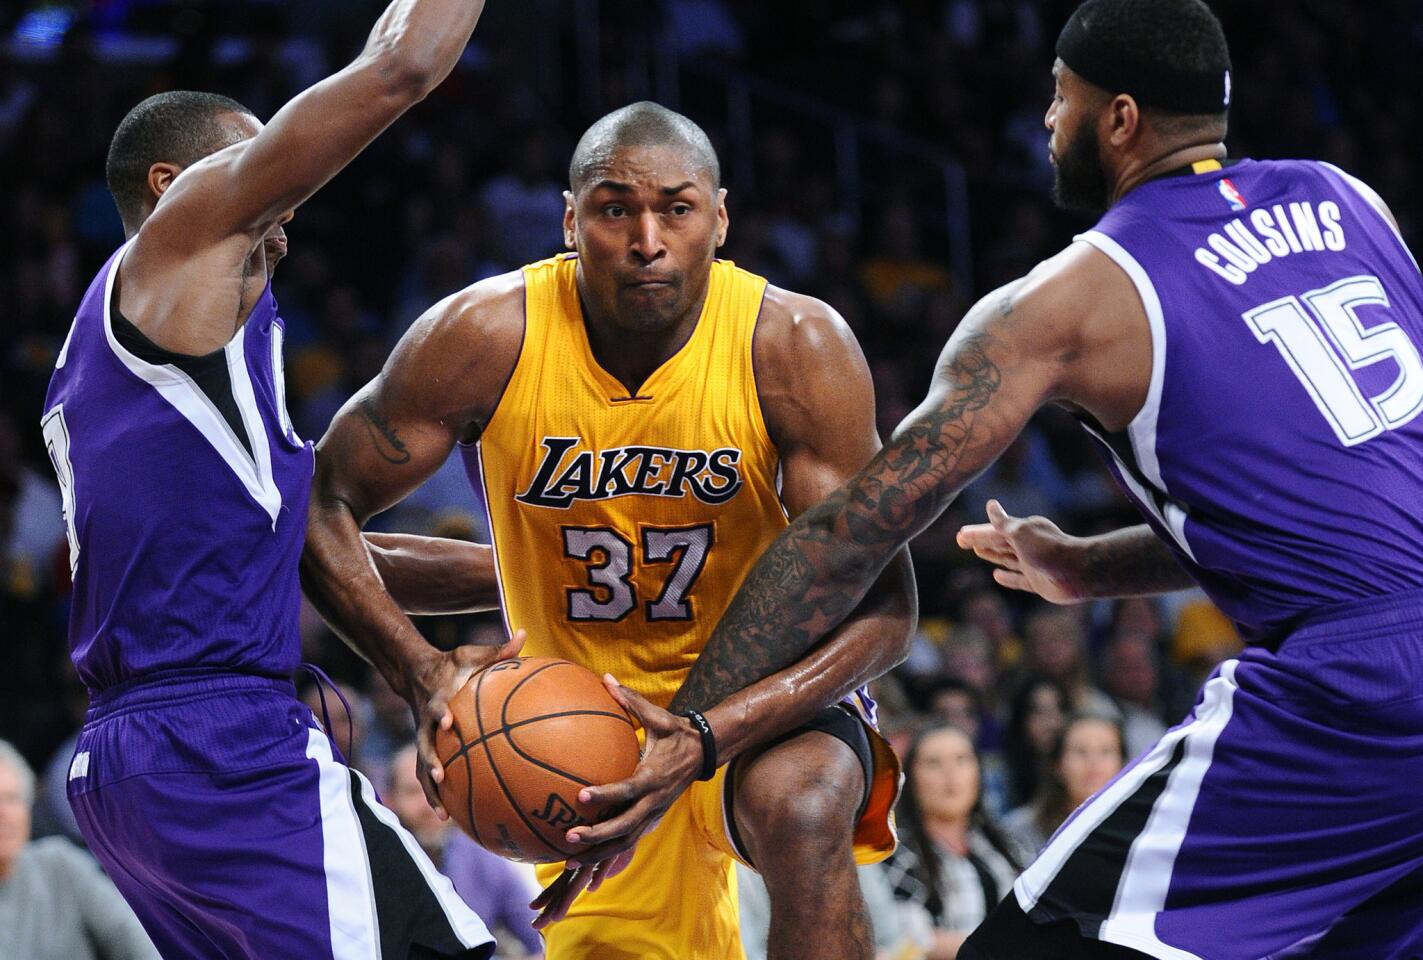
[313,285,520,523]
[150,60,420,246]
[151,2,486,244]
[315,378,459,525]
[758,299,884,514]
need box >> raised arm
[121,0,490,354]
[149,0,486,244]
[302,276,523,812]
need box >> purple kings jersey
[1079,158,1423,641]
[42,240,313,693]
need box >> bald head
[569,102,720,194]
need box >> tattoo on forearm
[358,398,412,465]
[671,333,1004,714]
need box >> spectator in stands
[0,739,159,960]
[999,675,1068,810]
[1099,628,1169,759]
[913,676,1011,816]
[1010,606,1115,716]
[1000,714,1127,861]
[883,724,1022,959]
[957,586,1022,674]
[386,743,543,957]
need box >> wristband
[682,709,718,781]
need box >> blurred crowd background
[0,1,1418,957]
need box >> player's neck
[581,290,708,396]
[1112,140,1228,205]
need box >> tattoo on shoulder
[358,398,412,465]
[997,295,1014,317]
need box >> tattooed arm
[660,288,917,751]
[674,239,1155,713]
[302,272,524,813]
[957,506,1194,603]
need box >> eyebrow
[589,180,699,195]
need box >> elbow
[880,551,919,670]
[365,47,438,105]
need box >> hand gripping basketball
[432,659,641,864]
[530,677,708,929]
[405,630,526,820]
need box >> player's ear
[714,188,729,248]
[563,190,578,251]
[147,162,184,203]
[1107,93,1141,147]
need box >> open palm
[955,500,1087,604]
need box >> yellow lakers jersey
[478,254,786,708]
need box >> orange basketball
[434,657,640,863]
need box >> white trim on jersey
[1317,162,1421,275]
[56,315,78,369]
[350,767,493,951]
[100,239,283,528]
[1098,659,1240,959]
[306,728,382,960]
[1015,660,1241,960]
[1078,419,1197,564]
[1074,230,1197,561]
[270,322,297,441]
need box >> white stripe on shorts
[1099,659,1239,958]
[1014,660,1241,960]
[307,728,382,960]
[350,767,493,950]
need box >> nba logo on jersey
[1218,177,1247,211]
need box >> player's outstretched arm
[303,278,522,813]
[957,504,1194,602]
[543,278,1076,895]
[671,286,1059,711]
[670,239,1154,708]
[364,534,500,616]
[148,0,487,245]
[664,291,917,749]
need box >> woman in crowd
[1000,713,1127,860]
[883,724,1022,959]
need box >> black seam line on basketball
[499,660,601,789]
[501,724,595,787]
[503,660,564,712]
[441,710,635,768]
[476,662,565,855]
[449,714,484,849]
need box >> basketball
[434,657,640,863]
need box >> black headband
[1056,7,1232,114]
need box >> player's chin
[616,302,680,333]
